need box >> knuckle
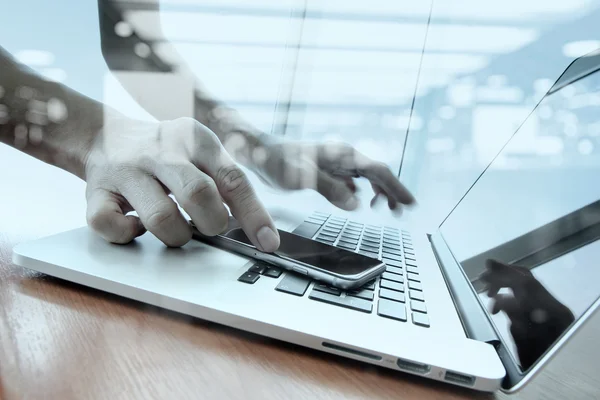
[145,202,179,230]
[87,210,109,232]
[217,165,249,196]
[182,178,217,205]
[87,210,132,244]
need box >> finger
[118,172,192,247]
[487,282,502,298]
[86,186,146,244]
[353,152,415,206]
[491,294,522,321]
[201,150,279,252]
[485,259,537,295]
[344,177,357,193]
[316,170,360,211]
[154,161,229,236]
[370,192,383,208]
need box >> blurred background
[2,0,600,234]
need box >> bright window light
[126,11,537,54]
[15,49,55,67]
[125,0,592,21]
[123,0,295,10]
[562,40,600,58]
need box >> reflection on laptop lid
[434,50,600,391]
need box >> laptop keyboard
[237,211,430,328]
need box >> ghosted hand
[480,259,575,369]
[249,135,416,212]
[83,117,280,251]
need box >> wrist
[200,104,269,169]
[0,64,103,180]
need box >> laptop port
[444,370,475,386]
[322,342,382,361]
[396,358,431,374]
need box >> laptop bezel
[429,50,600,392]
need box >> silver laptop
[12,53,600,393]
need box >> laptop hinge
[428,233,501,346]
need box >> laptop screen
[438,53,600,374]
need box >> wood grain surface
[1,229,599,400]
[1,150,599,400]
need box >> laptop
[12,52,600,393]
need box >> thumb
[86,185,146,244]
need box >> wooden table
[2,151,600,400]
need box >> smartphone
[191,218,386,290]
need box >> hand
[246,135,416,212]
[480,259,575,369]
[83,116,280,251]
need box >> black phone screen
[223,228,382,276]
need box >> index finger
[201,146,280,253]
[352,151,415,206]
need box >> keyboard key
[384,227,400,233]
[318,232,337,241]
[317,238,335,245]
[330,217,347,223]
[409,290,425,301]
[382,248,402,257]
[405,250,415,257]
[380,280,404,292]
[362,280,376,290]
[292,221,322,239]
[249,264,267,274]
[385,266,403,275]
[314,284,341,296]
[306,217,326,225]
[309,290,373,313]
[363,233,380,241]
[359,250,379,259]
[338,238,358,246]
[382,272,404,283]
[407,272,420,282]
[347,289,375,301]
[408,281,423,291]
[407,266,419,274]
[361,239,380,248]
[383,243,402,251]
[379,288,406,302]
[383,237,400,244]
[322,227,341,236]
[383,253,402,262]
[344,228,361,235]
[360,244,380,253]
[412,312,430,327]
[341,233,360,241]
[406,256,417,263]
[276,274,311,296]
[384,259,402,268]
[238,271,260,284]
[337,242,357,251]
[327,222,344,229]
[378,299,407,321]
[364,228,381,235]
[411,300,427,313]
[264,268,283,278]
[404,245,414,251]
